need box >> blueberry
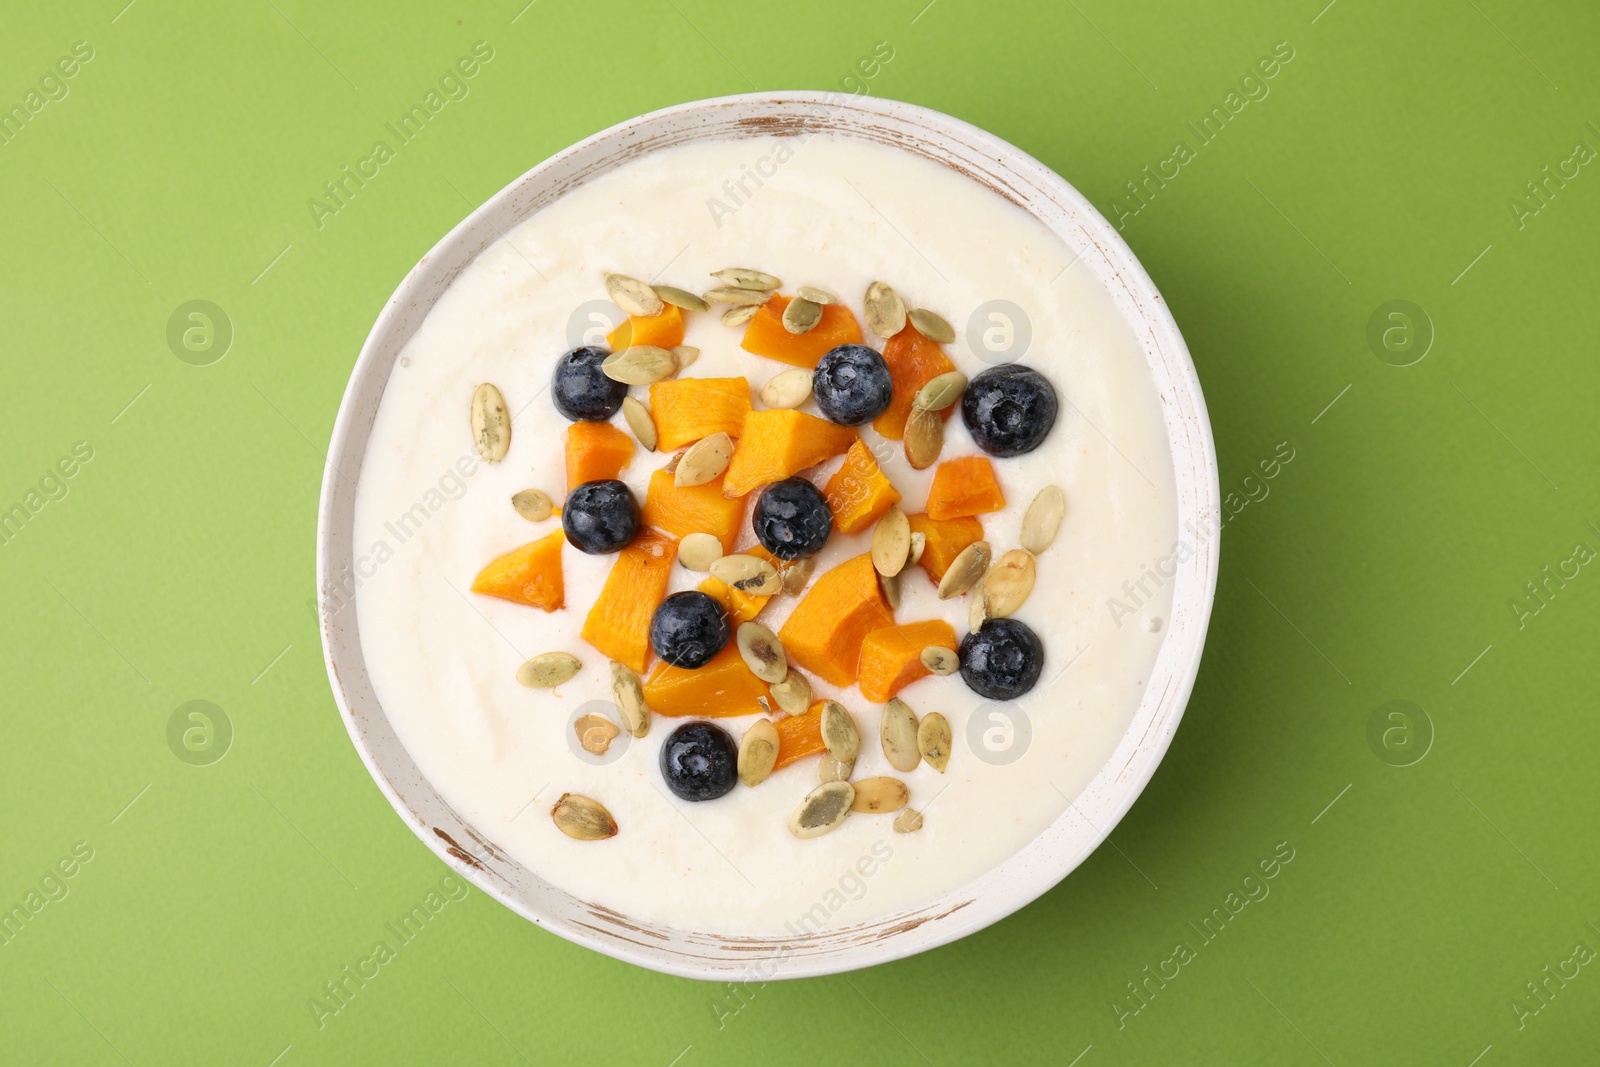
[552,345,628,421]
[650,590,730,669]
[959,618,1044,699]
[960,365,1058,457]
[813,344,893,425]
[660,721,738,802]
[752,478,833,560]
[562,479,640,554]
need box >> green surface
[2,0,1596,1062]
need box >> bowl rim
[317,90,1220,980]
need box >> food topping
[813,344,894,426]
[552,793,618,840]
[516,651,582,689]
[959,618,1045,699]
[961,364,1059,457]
[752,477,834,560]
[650,590,731,669]
[562,479,642,554]
[660,721,738,801]
[552,345,628,421]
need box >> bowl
[317,91,1219,980]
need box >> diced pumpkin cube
[778,553,895,687]
[648,377,752,451]
[873,322,957,441]
[640,469,747,553]
[722,409,857,499]
[823,438,901,535]
[773,701,827,770]
[469,529,564,611]
[741,295,863,368]
[564,420,635,494]
[925,456,1006,521]
[907,513,985,582]
[857,620,959,703]
[606,303,684,351]
[581,529,676,672]
[642,644,770,717]
[697,545,778,625]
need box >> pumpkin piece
[906,513,985,582]
[823,438,901,535]
[857,620,959,703]
[564,420,635,494]
[605,303,684,351]
[640,469,747,553]
[773,701,827,770]
[873,322,957,441]
[778,553,895,687]
[648,377,752,451]
[580,529,677,673]
[642,643,771,717]
[721,409,857,499]
[925,456,1006,521]
[698,545,779,625]
[469,529,565,611]
[741,294,864,368]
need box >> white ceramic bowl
[317,92,1219,980]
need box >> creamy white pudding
[351,134,1176,936]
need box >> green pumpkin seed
[782,297,822,335]
[739,718,779,787]
[908,307,955,343]
[516,651,581,689]
[605,273,662,317]
[602,345,677,385]
[552,793,617,840]
[1021,485,1066,554]
[864,281,907,339]
[851,777,909,814]
[881,698,921,772]
[920,646,959,676]
[819,700,860,762]
[672,345,701,371]
[818,754,855,783]
[770,668,812,716]
[983,549,1037,618]
[736,622,787,683]
[610,661,649,738]
[711,267,781,291]
[675,432,734,487]
[904,405,943,470]
[511,488,553,522]
[908,531,927,567]
[917,712,951,772]
[780,557,816,595]
[893,808,924,834]
[622,396,657,451]
[655,285,709,312]
[796,285,836,305]
[709,553,781,594]
[788,781,854,838]
[913,370,967,412]
[938,540,991,599]
[878,570,902,610]
[470,383,510,463]
[721,304,760,327]
[704,287,771,306]
[871,505,911,577]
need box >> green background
[3,0,1596,1062]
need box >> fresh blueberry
[812,344,893,425]
[752,478,834,560]
[552,345,628,421]
[650,590,730,669]
[960,365,1058,457]
[959,618,1044,699]
[660,721,738,802]
[562,479,640,554]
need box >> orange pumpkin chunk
[581,529,676,673]
[857,620,959,703]
[874,322,957,441]
[906,513,985,582]
[722,409,857,499]
[564,420,635,494]
[698,545,778,625]
[649,377,752,451]
[773,701,827,770]
[640,469,747,553]
[642,644,770,717]
[823,439,901,535]
[925,456,1006,521]
[605,303,684,351]
[779,553,895,687]
[469,529,564,611]
[741,295,863,368]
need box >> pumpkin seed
[770,668,812,716]
[881,698,921,772]
[782,297,822,335]
[736,622,787,683]
[1021,485,1066,554]
[871,505,911,577]
[678,532,724,572]
[984,549,1037,618]
[710,553,781,595]
[511,487,553,522]
[819,700,860,762]
[756,694,775,716]
[907,531,927,567]
[552,793,617,840]
[818,754,855,783]
[780,557,815,595]
[893,808,924,834]
[917,712,951,772]
[851,776,910,814]
[878,570,902,610]
[602,345,677,385]
[470,383,510,463]
[913,370,968,412]
[712,267,781,291]
[704,286,771,306]
[908,307,955,343]
[864,281,907,339]
[575,712,621,756]
[675,431,734,487]
[904,405,943,470]
[721,304,760,327]
[621,396,657,451]
[788,781,854,839]
[796,285,836,305]
[760,368,813,409]
[920,646,959,676]
[738,718,779,787]
[610,661,649,738]
[672,345,701,371]
[938,540,991,599]
[516,651,582,689]
[661,447,686,474]
[655,285,709,312]
[968,581,991,631]
[605,273,662,317]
